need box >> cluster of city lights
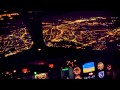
[0,13,19,20]
[43,16,120,50]
[0,16,34,57]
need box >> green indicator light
[34,72,37,75]
[62,67,69,71]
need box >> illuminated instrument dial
[73,67,81,75]
[35,73,47,79]
[97,62,104,70]
[98,71,105,78]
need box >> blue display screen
[82,62,95,73]
[83,62,95,69]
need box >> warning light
[22,68,28,73]
[49,64,54,68]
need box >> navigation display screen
[83,62,95,73]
